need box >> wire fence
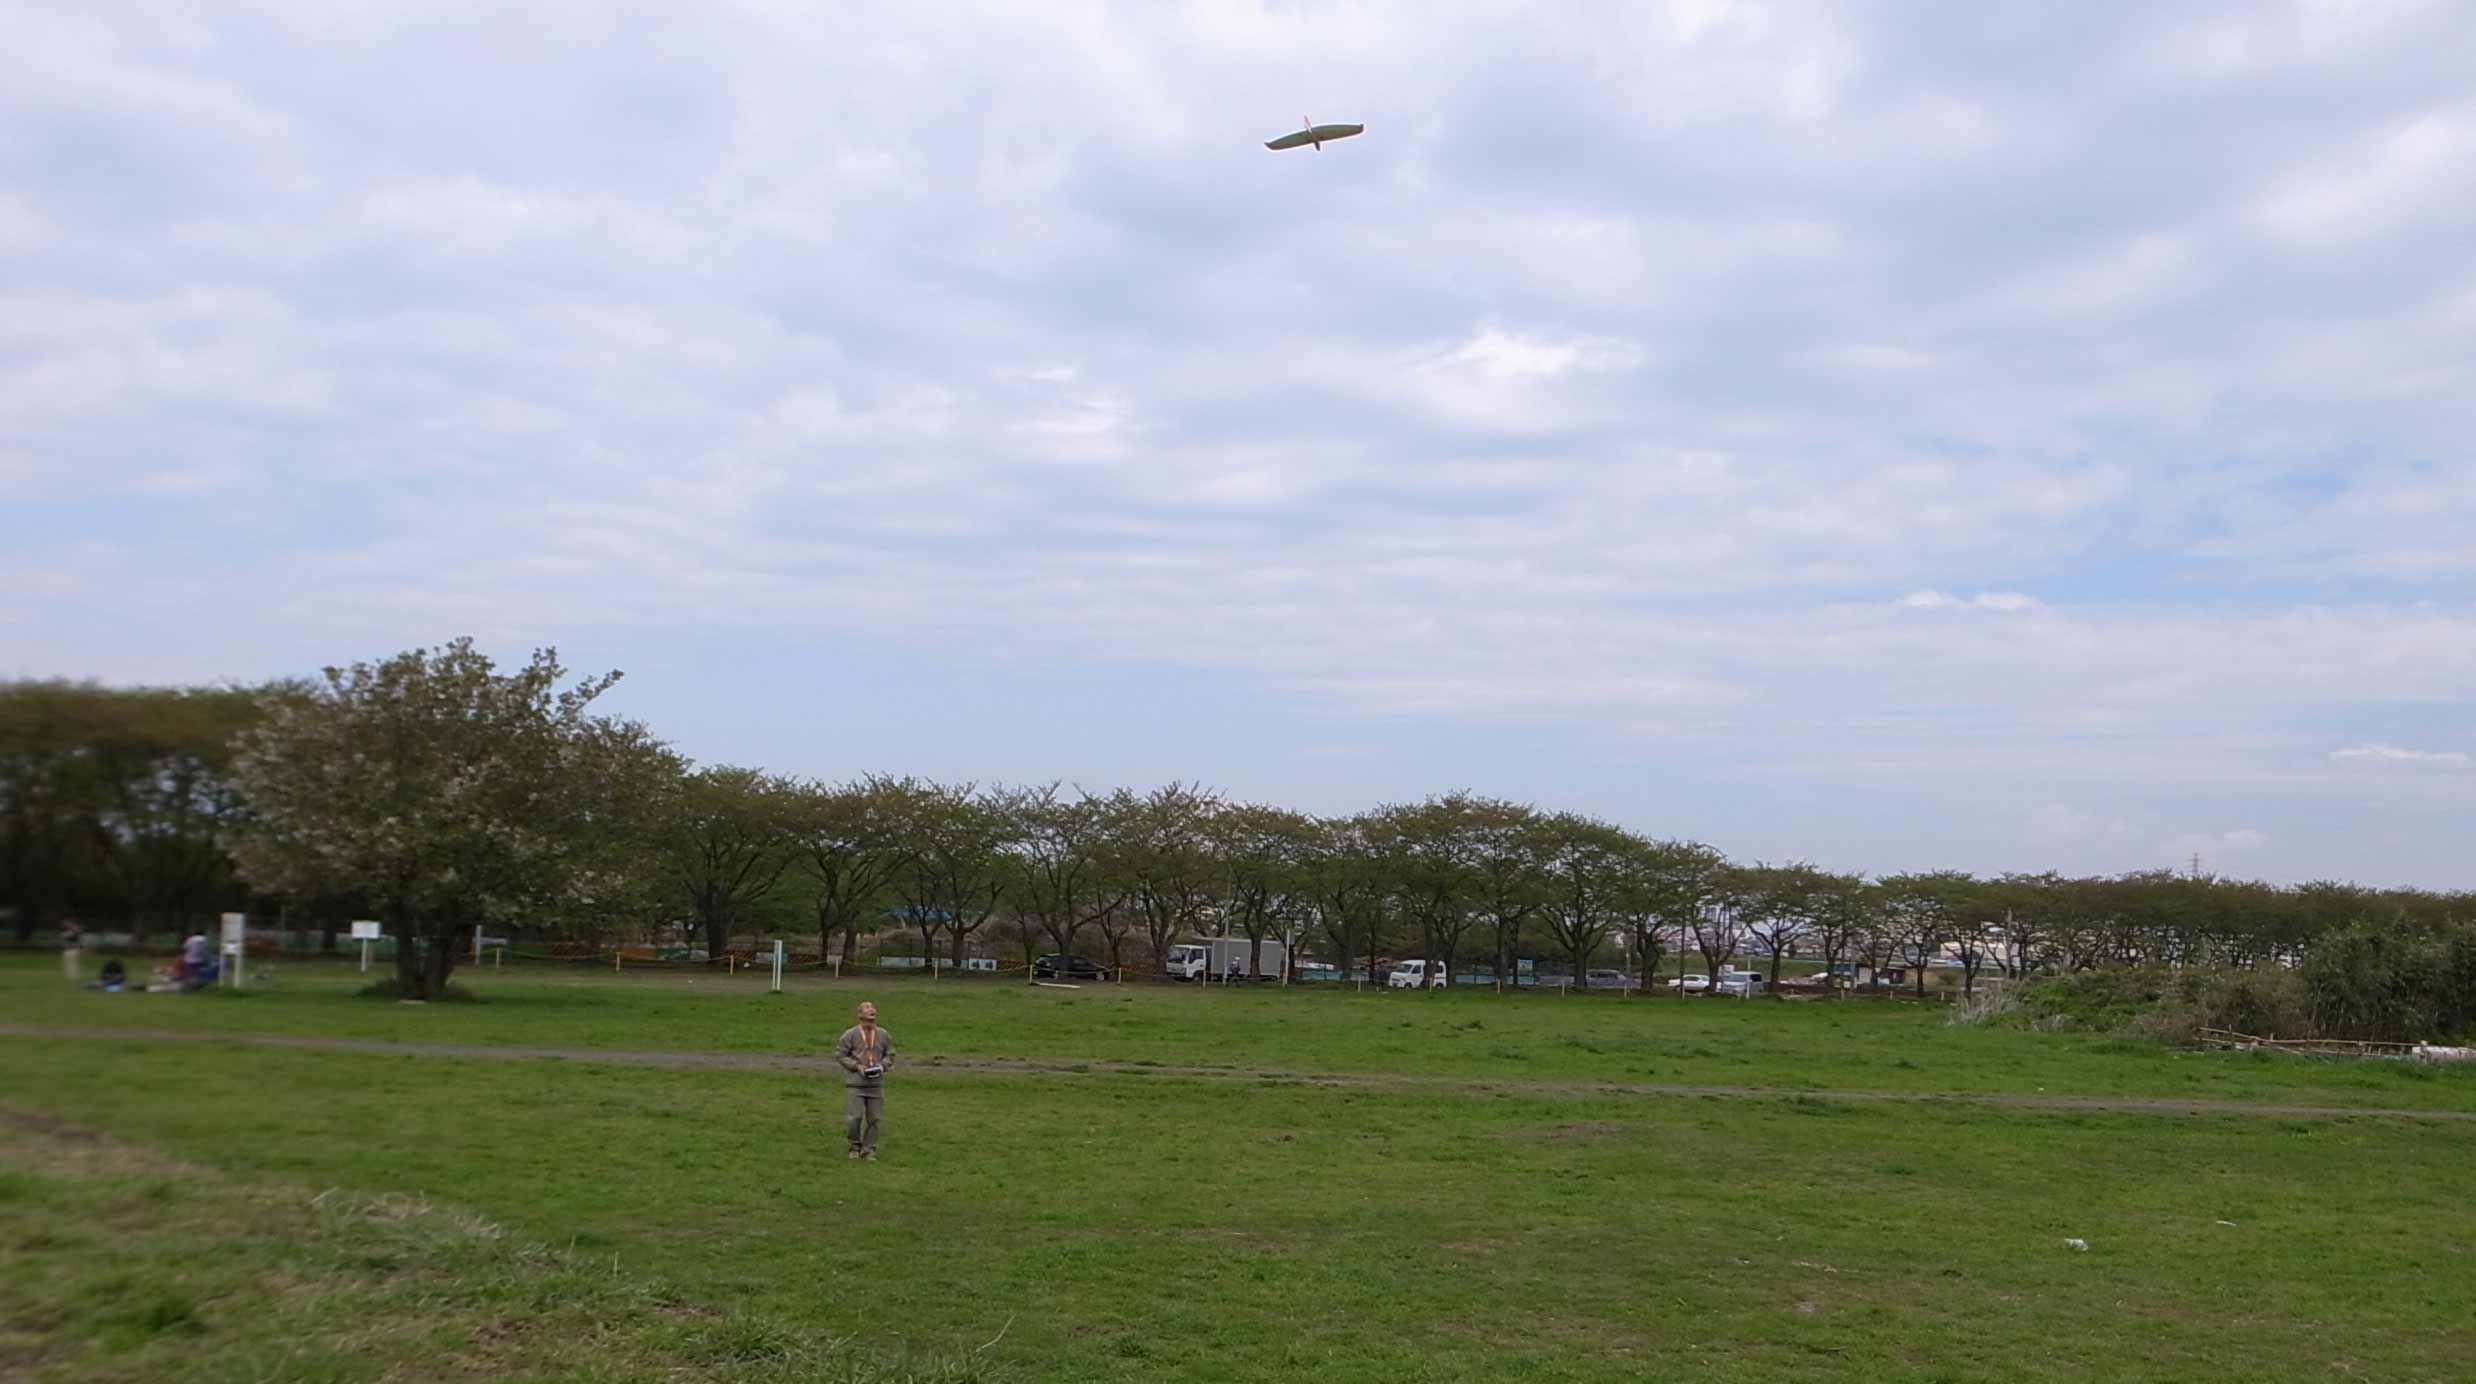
[15,933,1974,1004]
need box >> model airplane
[1265,118,1365,152]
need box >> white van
[1387,959,1447,990]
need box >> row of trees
[7,642,2473,1002]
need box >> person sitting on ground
[95,958,126,992]
[179,931,217,990]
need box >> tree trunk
[426,925,460,997]
[394,927,424,996]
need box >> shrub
[2052,919,2476,1045]
[2018,967,2199,1032]
[2298,919,2476,1042]
[2133,968,2314,1043]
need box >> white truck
[1387,959,1448,990]
[1166,937,1285,983]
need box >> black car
[1032,954,1110,981]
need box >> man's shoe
[862,1151,878,1162]
[848,1151,861,1160]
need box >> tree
[227,640,656,1000]
[1116,783,1220,977]
[1300,813,1392,986]
[0,683,124,943]
[1878,871,1974,996]
[1853,883,1906,985]
[529,715,686,952]
[1739,860,1826,986]
[1005,783,1123,964]
[1090,900,1139,976]
[788,775,923,967]
[1373,795,1491,982]
[887,782,1016,970]
[1804,869,1871,992]
[1539,813,1638,984]
[1640,841,1732,988]
[1688,871,1751,986]
[1466,800,1554,991]
[81,686,260,946]
[663,766,798,960]
[1586,832,1668,992]
[0,681,260,946]
[1210,801,1313,979]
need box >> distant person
[834,1001,895,1162]
[179,931,216,990]
[61,918,83,981]
[96,958,126,992]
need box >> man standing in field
[835,1001,895,1161]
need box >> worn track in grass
[11,1023,2471,1123]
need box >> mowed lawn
[4,957,2474,1383]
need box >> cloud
[2331,743,2472,768]
[7,2,2476,885]
[1895,591,2046,613]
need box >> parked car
[1714,971,1767,997]
[1032,954,1110,981]
[1584,969,1639,991]
[1534,970,1576,988]
[1667,973,1712,994]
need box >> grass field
[6,955,2474,1382]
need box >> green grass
[5,954,2475,1381]
[15,954,2476,1109]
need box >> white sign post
[351,920,382,972]
[771,939,785,994]
[219,912,246,990]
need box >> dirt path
[10,1024,2471,1122]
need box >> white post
[771,939,784,994]
[221,912,246,990]
[360,939,370,973]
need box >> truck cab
[1387,959,1447,990]
[1166,944,1211,981]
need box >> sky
[6,1,2475,888]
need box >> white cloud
[2331,742,2471,768]
[2258,111,2476,243]
[1896,590,2046,613]
[9,2,2476,884]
